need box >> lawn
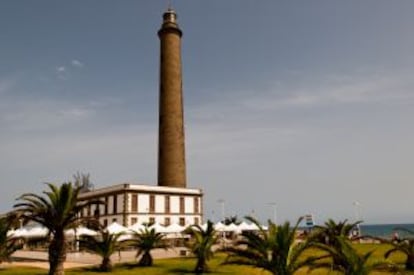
[1,244,413,274]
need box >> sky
[1,1,414,225]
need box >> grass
[1,244,413,274]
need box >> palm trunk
[194,257,208,274]
[406,254,414,270]
[100,256,112,271]
[48,231,66,275]
[138,251,153,266]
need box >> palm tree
[224,216,323,275]
[312,236,391,274]
[383,227,414,270]
[312,219,362,245]
[73,172,94,193]
[14,182,99,275]
[310,219,361,270]
[0,217,21,263]
[79,228,124,271]
[223,215,241,225]
[185,220,218,273]
[127,226,168,266]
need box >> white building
[78,183,203,227]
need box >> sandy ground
[1,247,190,270]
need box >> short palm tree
[224,216,323,275]
[311,219,362,270]
[14,182,99,275]
[383,228,414,270]
[185,220,218,273]
[79,228,124,271]
[127,226,168,266]
[312,219,362,245]
[0,217,21,263]
[312,236,391,275]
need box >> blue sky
[1,1,414,224]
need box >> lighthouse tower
[157,8,187,188]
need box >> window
[179,217,185,226]
[94,204,100,217]
[164,217,171,226]
[179,197,185,214]
[194,197,199,214]
[149,195,155,213]
[131,217,138,225]
[149,217,155,224]
[103,219,108,227]
[112,218,117,223]
[87,205,91,217]
[131,194,138,212]
[104,196,108,215]
[194,217,200,225]
[113,195,117,214]
[165,196,170,214]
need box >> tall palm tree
[14,182,99,275]
[127,226,168,266]
[312,236,391,275]
[383,227,414,270]
[79,228,124,271]
[73,172,94,193]
[0,217,21,263]
[185,220,218,273]
[224,216,323,275]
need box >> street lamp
[217,199,225,223]
[353,201,361,221]
[268,202,277,224]
[353,201,362,236]
[217,199,226,245]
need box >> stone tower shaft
[157,9,186,188]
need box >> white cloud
[71,59,84,68]
[237,71,414,112]
[56,66,67,80]
[0,99,98,133]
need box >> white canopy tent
[149,222,167,233]
[106,222,129,235]
[11,225,48,238]
[164,223,185,234]
[224,223,239,232]
[65,226,97,237]
[214,222,226,232]
[128,222,146,233]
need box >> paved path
[4,247,191,269]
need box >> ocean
[360,223,414,239]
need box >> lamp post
[353,201,361,221]
[217,199,226,245]
[353,201,362,236]
[217,199,225,223]
[268,202,277,224]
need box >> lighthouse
[157,8,187,188]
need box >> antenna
[167,0,173,10]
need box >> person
[392,231,400,243]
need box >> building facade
[78,184,203,227]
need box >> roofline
[78,183,203,199]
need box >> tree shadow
[167,267,195,274]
